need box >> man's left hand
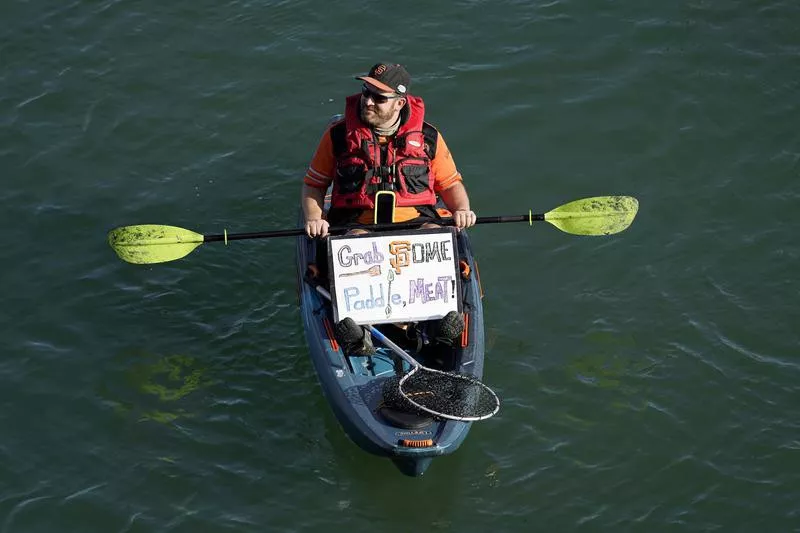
[453,209,477,229]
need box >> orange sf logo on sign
[389,241,411,274]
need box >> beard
[359,101,397,128]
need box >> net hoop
[397,365,500,422]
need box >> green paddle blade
[108,224,205,264]
[544,196,639,236]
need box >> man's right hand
[305,218,330,238]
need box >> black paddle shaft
[202,214,544,243]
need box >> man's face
[359,84,405,127]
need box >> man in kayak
[301,62,476,355]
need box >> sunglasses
[361,85,402,104]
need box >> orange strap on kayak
[461,313,470,348]
[459,259,471,279]
[322,317,339,352]
[306,264,321,279]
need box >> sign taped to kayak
[328,228,462,325]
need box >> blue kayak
[295,223,487,476]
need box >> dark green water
[3,1,799,531]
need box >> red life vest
[330,94,437,210]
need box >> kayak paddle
[108,195,639,265]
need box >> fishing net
[390,366,500,421]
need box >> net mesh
[392,367,500,421]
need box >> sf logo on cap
[374,64,387,75]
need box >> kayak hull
[296,225,486,476]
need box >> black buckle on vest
[373,165,394,191]
[364,169,378,195]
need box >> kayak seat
[379,376,434,428]
[378,405,434,429]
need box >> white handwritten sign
[328,228,461,325]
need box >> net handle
[314,286,420,369]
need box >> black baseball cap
[356,63,410,95]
